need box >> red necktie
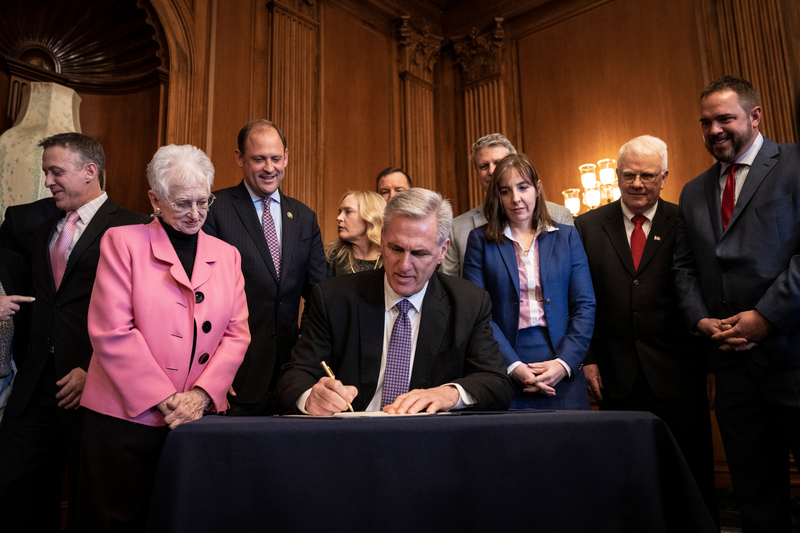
[631,215,646,270]
[721,164,737,230]
[51,211,80,291]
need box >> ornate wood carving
[266,1,321,214]
[397,16,442,190]
[453,18,507,209]
[0,0,168,96]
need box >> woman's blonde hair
[326,190,386,270]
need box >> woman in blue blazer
[463,154,595,409]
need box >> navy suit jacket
[673,138,800,369]
[204,182,326,403]
[463,224,595,373]
[276,268,513,413]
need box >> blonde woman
[326,191,385,276]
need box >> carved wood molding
[0,0,168,95]
[397,16,443,85]
[452,18,505,87]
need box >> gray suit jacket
[673,137,800,369]
[441,200,573,277]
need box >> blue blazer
[463,224,595,373]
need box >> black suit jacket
[674,138,800,369]
[0,198,60,269]
[5,198,149,416]
[277,269,513,413]
[203,182,326,404]
[575,199,705,400]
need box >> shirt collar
[502,223,557,242]
[243,180,281,205]
[75,191,108,221]
[720,132,763,175]
[620,198,658,223]
[383,274,428,313]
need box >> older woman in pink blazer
[79,144,250,531]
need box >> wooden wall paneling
[397,16,443,191]
[453,19,508,213]
[206,0,260,189]
[266,0,322,226]
[319,3,394,243]
[716,0,797,143]
[79,87,162,214]
[513,0,709,213]
[433,46,464,214]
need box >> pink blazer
[81,219,250,426]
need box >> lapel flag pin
[287,212,293,219]
[653,235,661,241]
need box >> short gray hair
[384,188,452,246]
[470,133,517,170]
[147,144,215,200]
[618,135,668,173]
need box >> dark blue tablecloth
[147,410,716,533]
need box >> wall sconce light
[562,188,581,217]
[563,159,620,214]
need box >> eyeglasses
[168,194,215,212]
[619,172,662,184]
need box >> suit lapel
[358,271,386,408]
[636,199,672,273]
[148,220,214,291]
[537,229,557,285]
[279,194,296,284]
[409,273,447,390]
[602,201,637,276]
[724,139,779,234]
[704,162,724,242]
[62,198,115,285]
[497,237,520,299]
[231,183,278,283]
[472,206,486,229]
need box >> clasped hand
[157,388,210,429]
[697,310,774,351]
[511,360,567,396]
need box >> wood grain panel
[515,0,710,214]
[207,0,258,190]
[79,87,162,215]
[321,4,392,244]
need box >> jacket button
[202,321,211,333]
[545,298,551,304]
[53,304,60,310]
[195,292,204,304]
[198,353,209,364]
[271,331,277,339]
[633,280,639,286]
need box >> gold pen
[320,361,354,412]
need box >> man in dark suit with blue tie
[204,120,326,416]
[673,76,800,532]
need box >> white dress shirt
[243,181,283,251]
[48,192,108,260]
[718,132,763,205]
[620,200,658,245]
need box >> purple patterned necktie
[262,198,281,279]
[381,299,412,408]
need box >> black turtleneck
[158,217,198,279]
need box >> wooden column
[397,16,442,190]
[266,0,321,213]
[453,18,506,209]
